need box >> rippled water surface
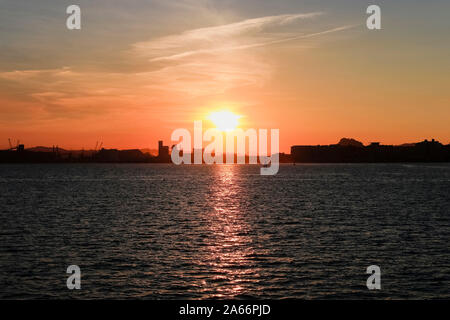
[0,163,449,299]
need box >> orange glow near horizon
[0,4,449,152]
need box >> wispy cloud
[134,12,324,62]
[0,12,354,123]
[129,12,354,98]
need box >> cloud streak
[127,12,355,99]
[134,12,325,61]
[0,12,354,124]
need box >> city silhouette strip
[1,138,449,163]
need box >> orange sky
[0,1,449,152]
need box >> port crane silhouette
[8,138,21,151]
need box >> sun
[208,111,241,131]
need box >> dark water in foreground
[0,163,449,299]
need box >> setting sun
[208,111,241,131]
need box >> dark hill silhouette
[337,138,364,147]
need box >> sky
[0,0,449,152]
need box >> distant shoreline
[2,138,449,164]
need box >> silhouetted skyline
[1,1,450,152]
[1,137,449,163]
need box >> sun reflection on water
[200,165,260,298]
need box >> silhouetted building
[94,148,150,162]
[95,148,120,162]
[158,141,169,157]
[157,141,170,162]
[292,138,450,163]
